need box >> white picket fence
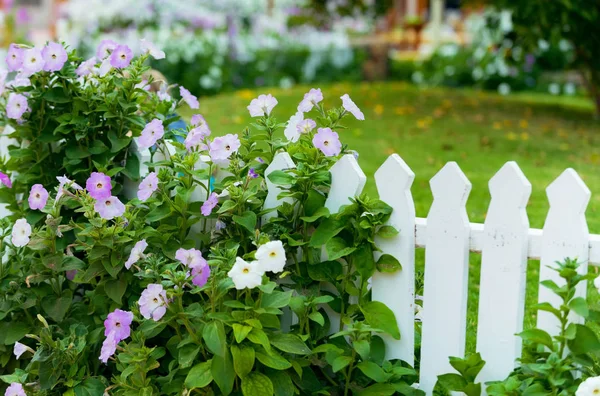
[263,151,595,395]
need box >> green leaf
[307,260,343,282]
[44,87,71,103]
[308,312,325,326]
[331,355,353,372]
[212,351,235,395]
[41,291,72,323]
[231,344,255,378]
[267,170,295,185]
[232,211,257,234]
[255,350,292,370]
[309,217,345,247]
[203,321,227,357]
[233,324,253,343]
[377,225,399,238]
[269,334,311,355]
[326,237,357,261]
[261,291,292,309]
[568,297,589,317]
[436,373,467,391]
[247,328,271,352]
[358,383,397,396]
[3,322,30,345]
[356,361,390,382]
[353,339,370,361]
[568,324,600,355]
[105,278,127,303]
[241,372,274,396]
[300,207,330,223]
[146,203,172,222]
[518,328,554,349]
[376,254,402,273]
[65,146,91,159]
[185,361,213,389]
[178,344,200,369]
[108,130,131,153]
[137,320,166,339]
[352,244,376,279]
[361,301,400,340]
[74,378,106,396]
[267,370,295,396]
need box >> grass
[182,81,600,353]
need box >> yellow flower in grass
[492,122,502,130]
[519,120,529,129]
[506,131,518,141]
[520,132,529,141]
[236,90,254,100]
[374,104,384,116]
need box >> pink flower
[6,44,24,72]
[86,172,112,200]
[312,128,342,157]
[139,284,168,321]
[175,248,206,268]
[341,94,364,120]
[6,93,28,120]
[110,45,133,68]
[42,42,68,72]
[247,94,277,117]
[125,239,148,269]
[96,39,118,59]
[21,47,44,76]
[28,184,48,210]
[297,119,316,134]
[179,86,199,109]
[191,264,211,287]
[104,309,134,341]
[140,38,165,60]
[137,172,158,201]
[185,126,210,151]
[94,196,126,220]
[5,382,26,396]
[201,192,218,216]
[298,88,323,113]
[99,331,118,364]
[0,171,12,188]
[76,57,96,77]
[138,119,164,150]
[209,134,240,161]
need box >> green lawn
[183,81,600,353]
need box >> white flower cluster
[228,240,286,290]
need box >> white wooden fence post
[476,162,531,387]
[420,162,472,395]
[263,152,296,224]
[373,154,416,365]
[538,169,590,334]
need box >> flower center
[96,183,103,189]
[324,140,329,146]
[120,54,126,60]
[105,200,111,206]
[35,193,40,198]
[31,57,36,62]
[16,103,20,108]
[153,298,158,303]
[242,268,249,274]
[225,145,231,150]
[115,321,121,327]
[269,252,276,257]
[52,54,57,59]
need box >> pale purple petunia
[297,119,316,134]
[201,192,219,216]
[298,88,323,113]
[138,119,164,150]
[313,127,342,157]
[190,114,207,127]
[340,94,365,120]
[139,284,168,321]
[94,196,126,220]
[96,39,118,59]
[184,126,210,151]
[6,44,24,72]
[13,341,29,360]
[247,94,277,117]
[179,86,199,109]
[86,172,112,200]
[21,47,44,76]
[6,74,30,88]
[137,172,158,201]
[28,184,48,210]
[6,93,28,120]
[0,172,11,188]
[97,58,112,77]
[140,38,165,60]
[209,134,240,161]
[5,382,26,396]
[125,240,148,269]
[248,168,258,179]
[76,57,96,77]
[104,309,134,341]
[99,331,118,364]
[42,42,68,72]
[215,220,226,231]
[175,248,206,268]
[191,264,211,287]
[110,45,133,68]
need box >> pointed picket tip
[375,154,415,190]
[489,162,532,207]
[546,168,591,213]
[429,162,472,207]
[326,154,367,213]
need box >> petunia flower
[340,94,365,120]
[55,175,82,203]
[190,114,208,127]
[5,383,26,396]
[215,220,226,231]
[576,376,600,396]
[76,57,96,77]
[175,248,206,268]
[138,119,164,150]
[247,94,277,117]
[137,172,158,202]
[6,93,28,120]
[284,111,303,142]
[104,309,134,341]
[97,58,112,77]
[0,171,12,188]
[21,47,44,76]
[6,44,24,72]
[13,341,33,360]
[312,127,342,157]
[228,257,264,290]
[179,86,199,109]
[184,126,210,151]
[94,196,125,220]
[99,331,118,364]
[209,134,240,161]
[255,240,286,273]
[139,284,168,321]
[28,184,48,210]
[110,45,133,68]
[11,218,31,247]
[297,119,316,135]
[140,38,165,60]
[96,39,118,59]
[191,264,211,288]
[41,42,68,72]
[125,240,148,269]
[201,193,218,216]
[248,168,258,179]
[298,88,323,113]
[86,172,112,200]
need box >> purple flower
[104,309,134,341]
[125,240,148,269]
[179,86,199,109]
[298,88,323,112]
[96,39,118,59]
[215,220,226,231]
[28,184,48,210]
[6,44,24,72]
[248,168,258,179]
[0,172,12,188]
[42,42,68,72]
[137,172,158,201]
[6,93,28,120]
[6,74,30,88]
[209,134,240,161]
[257,157,265,164]
[76,57,96,77]
[138,119,164,150]
[201,192,219,216]
[110,45,133,68]
[21,47,44,76]
[297,119,316,134]
[140,38,165,60]
[94,196,125,220]
[86,172,112,200]
[185,126,210,151]
[139,284,168,321]
[5,383,26,396]
[66,270,77,281]
[247,94,278,117]
[313,128,342,157]
[175,248,206,268]
[191,264,211,287]
[341,94,365,120]
[99,331,118,364]
[15,7,29,24]
[190,114,207,127]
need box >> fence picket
[538,169,591,334]
[263,152,296,224]
[477,162,531,386]
[420,162,472,395]
[372,154,416,365]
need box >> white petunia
[11,218,31,247]
[125,240,148,269]
[284,111,303,142]
[255,240,286,273]
[228,257,264,290]
[13,341,32,359]
[140,39,165,60]
[576,376,600,396]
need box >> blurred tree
[471,0,600,116]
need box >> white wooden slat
[263,152,296,224]
[325,154,366,213]
[122,139,152,200]
[476,162,531,386]
[538,169,591,334]
[420,162,472,395]
[372,154,416,365]
[0,125,16,218]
